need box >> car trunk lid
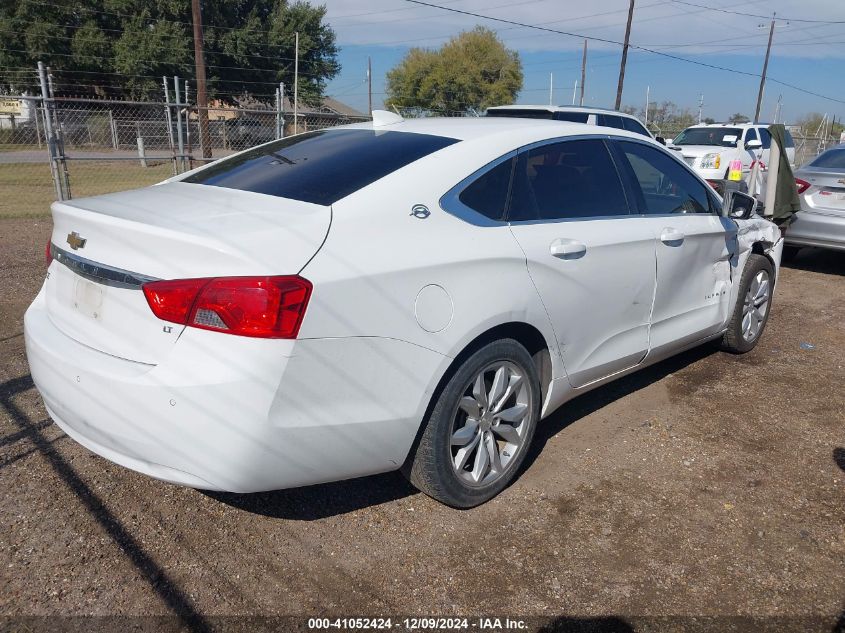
[46,182,330,364]
[799,168,845,216]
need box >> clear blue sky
[320,0,845,124]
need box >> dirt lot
[1,217,843,632]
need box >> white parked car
[486,105,659,142]
[669,123,795,185]
[25,114,784,507]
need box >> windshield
[809,147,845,169]
[672,127,743,147]
[183,129,459,205]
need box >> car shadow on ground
[523,344,715,473]
[205,471,418,520]
[783,247,845,276]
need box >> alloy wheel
[741,269,770,342]
[449,361,533,487]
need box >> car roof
[341,115,653,145]
[685,122,767,129]
[486,104,637,117]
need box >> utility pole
[572,80,577,105]
[698,93,704,123]
[549,73,553,105]
[368,56,373,116]
[579,39,587,106]
[294,31,299,134]
[645,85,650,126]
[191,0,211,159]
[614,0,635,111]
[754,14,776,124]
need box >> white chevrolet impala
[25,113,784,507]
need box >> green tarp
[768,124,800,227]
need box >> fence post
[162,76,177,176]
[280,82,286,139]
[32,100,42,149]
[173,76,186,173]
[37,62,64,202]
[109,110,118,149]
[184,81,193,169]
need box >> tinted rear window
[486,109,554,120]
[183,129,459,205]
[810,148,845,168]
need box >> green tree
[385,27,522,114]
[0,0,339,103]
[728,112,750,124]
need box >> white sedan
[25,113,784,507]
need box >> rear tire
[720,254,774,354]
[406,339,540,508]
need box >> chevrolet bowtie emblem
[66,231,87,250]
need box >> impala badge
[67,232,87,250]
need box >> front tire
[720,254,774,353]
[406,339,541,508]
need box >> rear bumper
[25,289,447,492]
[785,210,845,251]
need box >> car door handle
[660,228,685,245]
[550,238,587,259]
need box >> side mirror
[722,190,758,220]
[746,139,763,150]
[655,136,666,146]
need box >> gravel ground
[1,217,843,633]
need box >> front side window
[617,140,713,215]
[744,128,759,146]
[508,139,630,221]
[458,157,514,220]
[183,129,459,205]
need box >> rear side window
[597,114,625,130]
[553,112,590,123]
[183,129,459,205]
[508,139,630,221]
[458,157,514,220]
[617,140,713,215]
[622,117,651,137]
[486,109,554,120]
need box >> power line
[400,0,845,105]
[667,0,845,24]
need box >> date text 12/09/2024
[307,617,529,631]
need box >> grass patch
[0,160,173,218]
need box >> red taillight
[795,178,811,194]
[45,240,52,267]
[142,276,312,339]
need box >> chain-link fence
[0,69,369,218]
[2,69,842,219]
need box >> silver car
[785,144,845,258]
